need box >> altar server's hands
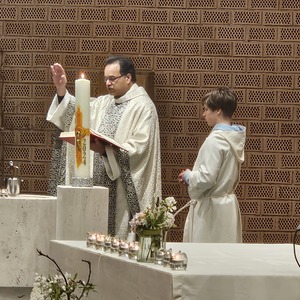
[178,169,191,185]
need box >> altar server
[47,56,162,240]
[178,87,246,243]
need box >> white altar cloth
[50,240,300,300]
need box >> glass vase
[137,229,162,262]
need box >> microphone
[292,226,300,268]
[163,199,196,249]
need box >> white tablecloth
[49,240,300,300]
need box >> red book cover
[59,129,125,149]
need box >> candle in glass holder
[128,242,139,260]
[163,248,172,267]
[74,74,90,179]
[154,248,165,265]
[86,232,97,248]
[104,235,112,252]
[118,240,129,257]
[95,234,105,250]
[111,237,120,253]
[170,251,187,270]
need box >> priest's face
[104,62,132,98]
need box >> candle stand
[56,185,109,240]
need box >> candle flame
[81,73,85,79]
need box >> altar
[50,240,300,300]
[0,194,57,286]
[0,186,109,299]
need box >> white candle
[74,74,90,178]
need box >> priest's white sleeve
[102,146,121,180]
[46,92,73,130]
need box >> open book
[59,129,125,149]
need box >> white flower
[165,196,176,209]
[164,212,175,228]
[31,250,95,300]
[129,196,177,233]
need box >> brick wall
[0,0,299,243]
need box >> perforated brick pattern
[1,1,299,244]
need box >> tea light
[95,234,105,250]
[104,236,112,252]
[154,248,165,265]
[86,232,97,248]
[128,242,139,260]
[163,248,172,267]
[74,74,90,179]
[118,240,129,257]
[170,251,188,270]
[111,237,120,253]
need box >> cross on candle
[74,73,91,179]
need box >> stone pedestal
[56,185,109,240]
[0,194,57,287]
[0,187,109,299]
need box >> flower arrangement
[30,249,95,300]
[129,196,177,235]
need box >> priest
[46,56,162,240]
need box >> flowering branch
[78,259,92,299]
[32,249,95,300]
[37,249,69,287]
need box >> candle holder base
[71,177,93,187]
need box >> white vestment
[183,124,246,243]
[47,84,162,239]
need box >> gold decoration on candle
[75,106,90,168]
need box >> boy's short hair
[202,87,238,118]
